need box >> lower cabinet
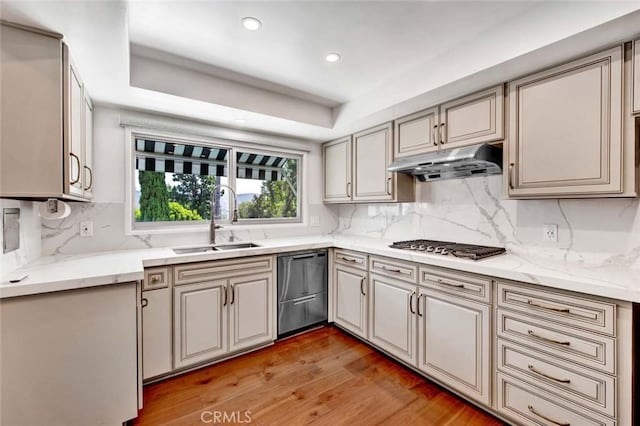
[174,272,274,370]
[174,280,229,369]
[368,274,417,365]
[417,289,491,405]
[333,264,368,339]
[142,288,172,379]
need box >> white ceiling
[2,1,640,142]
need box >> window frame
[124,127,305,235]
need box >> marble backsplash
[331,175,640,268]
[41,202,338,256]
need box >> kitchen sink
[172,242,260,254]
[214,242,261,250]
[173,245,217,254]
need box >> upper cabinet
[634,39,639,114]
[506,45,636,198]
[394,85,504,158]
[323,122,414,204]
[0,22,93,201]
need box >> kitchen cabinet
[394,85,504,158]
[173,256,275,370]
[323,136,352,202]
[0,283,140,425]
[0,22,94,201]
[142,288,172,380]
[418,289,491,405]
[82,92,94,198]
[333,264,368,339]
[634,39,640,114]
[368,274,417,365]
[323,123,414,203]
[495,280,634,426]
[229,273,273,352]
[506,45,636,198]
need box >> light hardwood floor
[134,326,505,425]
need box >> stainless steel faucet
[210,183,239,244]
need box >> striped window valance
[236,152,287,181]
[134,138,288,181]
[135,138,228,177]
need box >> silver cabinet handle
[222,286,227,306]
[382,265,405,274]
[386,177,392,195]
[508,163,515,190]
[69,153,81,185]
[141,298,148,308]
[527,364,571,384]
[432,125,438,146]
[360,276,366,296]
[293,295,317,305]
[340,256,358,263]
[417,294,423,317]
[346,181,352,197]
[83,166,93,191]
[230,284,235,305]
[437,278,464,288]
[527,299,570,313]
[439,123,446,144]
[527,405,570,426]
[527,329,570,346]
[409,291,416,314]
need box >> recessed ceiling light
[325,52,341,63]
[241,17,261,31]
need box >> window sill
[127,221,307,236]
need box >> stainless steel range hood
[388,143,502,182]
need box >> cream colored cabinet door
[394,107,439,158]
[174,280,228,369]
[634,39,639,114]
[229,273,273,353]
[142,288,172,380]
[368,274,417,365]
[507,46,624,197]
[323,136,352,202]
[82,93,94,199]
[334,265,368,339]
[352,122,393,201]
[418,289,491,405]
[66,62,84,197]
[439,84,504,148]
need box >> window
[131,134,301,230]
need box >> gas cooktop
[389,239,506,260]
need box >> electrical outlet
[80,221,93,237]
[542,223,558,242]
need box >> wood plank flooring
[134,326,505,426]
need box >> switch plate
[310,215,320,227]
[542,223,558,242]
[3,208,20,254]
[80,221,93,237]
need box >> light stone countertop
[1,235,639,302]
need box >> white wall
[41,106,338,255]
[332,175,640,268]
[0,199,41,274]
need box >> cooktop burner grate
[389,239,506,260]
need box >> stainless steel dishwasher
[277,250,328,337]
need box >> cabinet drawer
[144,267,170,290]
[173,256,273,286]
[334,249,368,270]
[497,281,616,336]
[419,265,491,303]
[497,309,616,374]
[497,372,615,426]
[497,339,615,417]
[369,256,417,283]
